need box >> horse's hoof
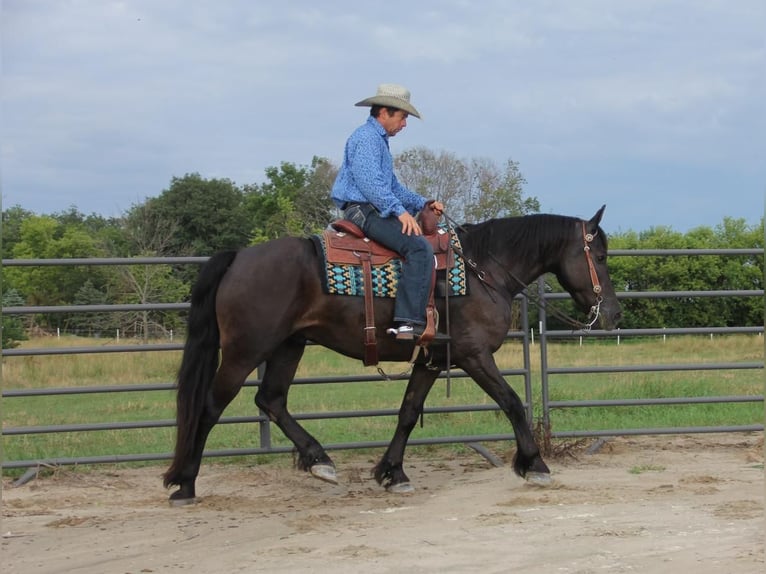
[310,464,338,484]
[525,471,553,487]
[386,482,415,494]
[168,496,198,507]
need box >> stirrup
[387,324,450,343]
[386,324,417,340]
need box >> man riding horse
[331,83,448,343]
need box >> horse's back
[214,237,323,332]
[233,235,314,257]
[222,236,319,290]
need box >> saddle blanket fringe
[311,226,468,298]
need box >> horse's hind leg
[169,360,253,505]
[254,338,337,484]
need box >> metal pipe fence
[535,247,764,438]
[2,249,763,474]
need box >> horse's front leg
[254,339,337,484]
[374,364,440,492]
[461,354,551,485]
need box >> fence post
[256,363,272,450]
[520,295,534,423]
[537,276,551,433]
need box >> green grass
[628,464,666,475]
[2,334,763,475]
[540,336,763,432]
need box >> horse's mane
[457,213,606,262]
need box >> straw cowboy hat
[355,83,421,119]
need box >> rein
[442,213,603,332]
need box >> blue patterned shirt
[331,116,426,218]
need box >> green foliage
[112,263,189,340]
[1,205,35,255]
[607,217,764,328]
[4,215,110,308]
[141,173,251,256]
[244,156,337,243]
[395,147,470,213]
[462,158,538,221]
[2,288,28,348]
[68,280,121,337]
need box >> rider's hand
[430,201,444,216]
[398,211,422,236]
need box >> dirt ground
[2,433,764,574]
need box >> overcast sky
[2,0,764,233]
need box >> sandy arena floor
[2,433,763,573]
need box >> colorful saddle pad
[311,225,468,298]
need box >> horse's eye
[597,255,606,263]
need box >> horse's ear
[588,205,606,231]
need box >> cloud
[2,0,764,230]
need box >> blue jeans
[344,203,434,326]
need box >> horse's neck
[468,241,555,297]
[460,215,569,295]
[496,255,547,297]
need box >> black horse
[164,206,621,505]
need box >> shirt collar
[367,115,388,142]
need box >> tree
[115,202,189,339]
[122,202,180,256]
[695,217,763,327]
[2,205,35,256]
[113,262,188,342]
[607,218,764,328]
[5,215,109,307]
[395,148,538,222]
[244,157,337,243]
[395,147,471,216]
[2,288,28,348]
[3,207,128,335]
[143,173,251,256]
[52,206,129,256]
[69,280,119,337]
[463,158,538,222]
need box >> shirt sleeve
[392,176,427,215]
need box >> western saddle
[322,206,453,366]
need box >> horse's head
[555,205,622,330]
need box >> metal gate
[2,249,763,474]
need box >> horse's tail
[163,250,238,488]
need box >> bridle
[443,213,605,332]
[581,221,604,331]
